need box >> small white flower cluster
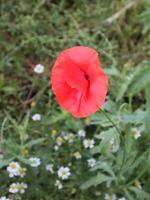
[57,166,71,180]
[83,139,95,149]
[9,182,27,194]
[87,158,96,167]
[131,128,141,139]
[52,166,71,190]
[33,64,44,74]
[105,193,116,200]
[0,197,11,200]
[56,136,64,146]
[63,132,75,144]
[29,157,41,167]
[46,164,54,174]
[73,151,82,160]
[55,180,63,189]
[32,113,41,121]
[77,129,86,138]
[118,197,126,200]
[109,137,118,153]
[7,162,26,178]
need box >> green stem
[100,109,121,135]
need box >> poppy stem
[100,109,121,135]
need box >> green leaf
[128,61,150,95]
[129,186,150,200]
[92,127,120,154]
[80,173,113,189]
[91,161,115,177]
[145,87,150,132]
[24,138,45,148]
[0,157,15,169]
[120,109,146,124]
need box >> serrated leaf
[91,161,115,177]
[129,186,150,200]
[80,172,113,189]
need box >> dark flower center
[84,74,89,80]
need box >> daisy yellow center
[10,163,17,169]
[62,171,67,176]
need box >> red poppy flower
[51,46,108,118]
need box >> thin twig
[103,1,138,25]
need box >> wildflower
[68,133,75,143]
[17,182,27,194]
[9,183,19,194]
[77,129,86,138]
[131,128,141,139]
[57,166,71,180]
[29,157,41,167]
[73,151,82,160]
[83,139,95,149]
[21,148,29,157]
[46,164,54,173]
[32,113,41,121]
[30,101,36,108]
[7,162,20,178]
[87,158,96,167]
[51,46,108,118]
[0,197,10,200]
[104,193,116,200]
[118,197,126,200]
[54,145,59,151]
[56,137,64,146]
[95,191,101,196]
[34,64,44,74]
[17,167,27,177]
[55,180,63,189]
[51,129,57,137]
[108,138,118,153]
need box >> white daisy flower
[17,182,27,194]
[7,162,20,178]
[87,158,96,167]
[66,133,75,144]
[73,151,82,160]
[77,129,86,138]
[83,139,95,149]
[56,137,64,146]
[55,180,63,189]
[54,145,59,151]
[32,113,41,121]
[0,197,10,200]
[118,197,126,200]
[46,164,54,173]
[105,193,116,200]
[34,64,44,74]
[9,183,19,194]
[17,167,27,177]
[109,137,118,153]
[131,128,141,139]
[95,191,101,196]
[57,166,71,180]
[29,157,41,167]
